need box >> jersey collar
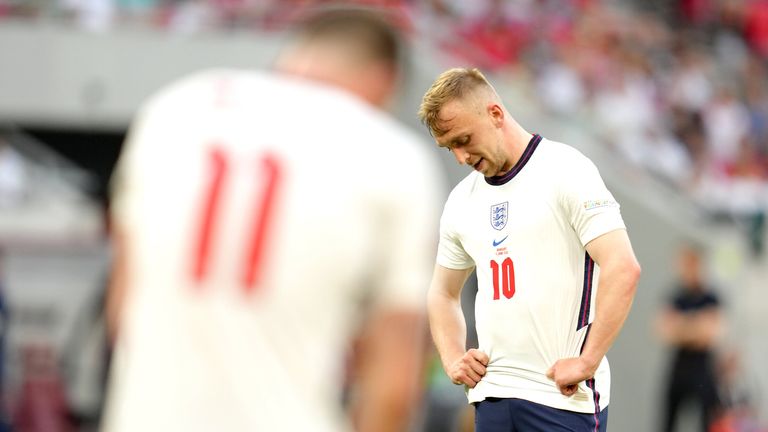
[485,134,542,186]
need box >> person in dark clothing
[0,250,10,432]
[655,243,724,432]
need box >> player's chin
[477,162,495,177]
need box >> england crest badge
[490,202,508,231]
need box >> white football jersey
[103,69,442,432]
[437,135,625,413]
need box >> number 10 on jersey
[490,258,516,300]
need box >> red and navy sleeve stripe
[580,324,603,430]
[578,252,595,330]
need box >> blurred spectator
[453,0,533,70]
[742,55,768,157]
[655,243,724,432]
[702,85,751,171]
[59,0,116,32]
[535,47,587,116]
[666,42,714,116]
[0,252,9,432]
[12,344,72,432]
[591,55,656,146]
[677,0,718,27]
[163,0,216,33]
[742,0,768,59]
[614,129,695,188]
[708,349,764,432]
[114,0,156,16]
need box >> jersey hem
[466,376,610,413]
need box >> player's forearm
[681,311,722,348]
[354,394,417,432]
[580,260,640,371]
[427,288,468,371]
[660,310,721,348]
[354,379,420,432]
[106,225,129,344]
[353,311,425,432]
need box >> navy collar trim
[485,134,542,186]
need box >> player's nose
[452,147,470,165]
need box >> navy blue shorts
[474,397,608,432]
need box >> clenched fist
[446,349,489,388]
[546,356,596,396]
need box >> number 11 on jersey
[192,146,282,294]
[490,258,515,300]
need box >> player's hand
[546,357,596,397]
[446,349,489,388]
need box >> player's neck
[498,128,533,176]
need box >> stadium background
[1,1,768,431]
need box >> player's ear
[366,62,398,108]
[488,104,504,127]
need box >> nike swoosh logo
[492,235,508,247]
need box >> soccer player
[102,8,443,432]
[418,68,641,431]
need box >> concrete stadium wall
[0,21,285,129]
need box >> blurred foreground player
[102,8,443,432]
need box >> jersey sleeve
[110,74,201,232]
[435,190,475,270]
[559,153,626,246]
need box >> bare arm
[351,308,427,432]
[655,307,722,349]
[547,229,641,395]
[106,223,129,345]
[427,264,488,388]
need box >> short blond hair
[418,67,493,137]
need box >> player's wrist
[441,349,464,371]
[578,353,602,376]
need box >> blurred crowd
[3,0,767,254]
[504,0,768,257]
[425,0,768,258]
